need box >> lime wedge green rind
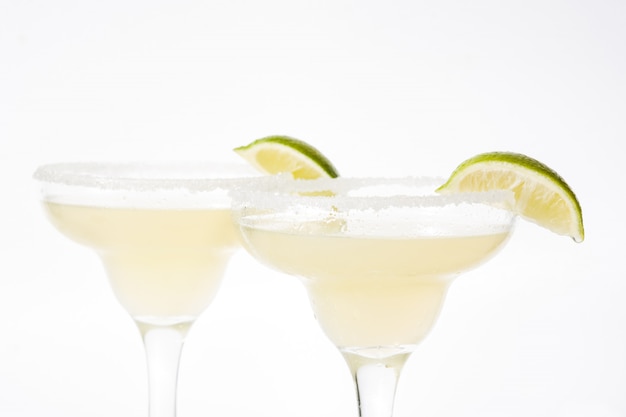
[234,135,340,178]
[437,152,584,242]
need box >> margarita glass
[232,176,516,417]
[33,161,255,417]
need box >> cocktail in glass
[33,161,255,417]
[231,176,516,417]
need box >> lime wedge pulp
[234,135,339,179]
[437,152,584,242]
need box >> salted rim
[33,161,260,208]
[33,161,259,191]
[230,175,516,211]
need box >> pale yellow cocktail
[232,176,515,417]
[241,227,509,351]
[34,161,254,417]
[43,203,239,322]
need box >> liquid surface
[44,202,239,323]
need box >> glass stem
[342,351,411,417]
[137,321,193,417]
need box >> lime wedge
[437,152,584,242]
[234,135,339,179]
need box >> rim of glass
[34,161,258,191]
[231,175,516,211]
[33,161,259,208]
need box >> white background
[1,0,624,416]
